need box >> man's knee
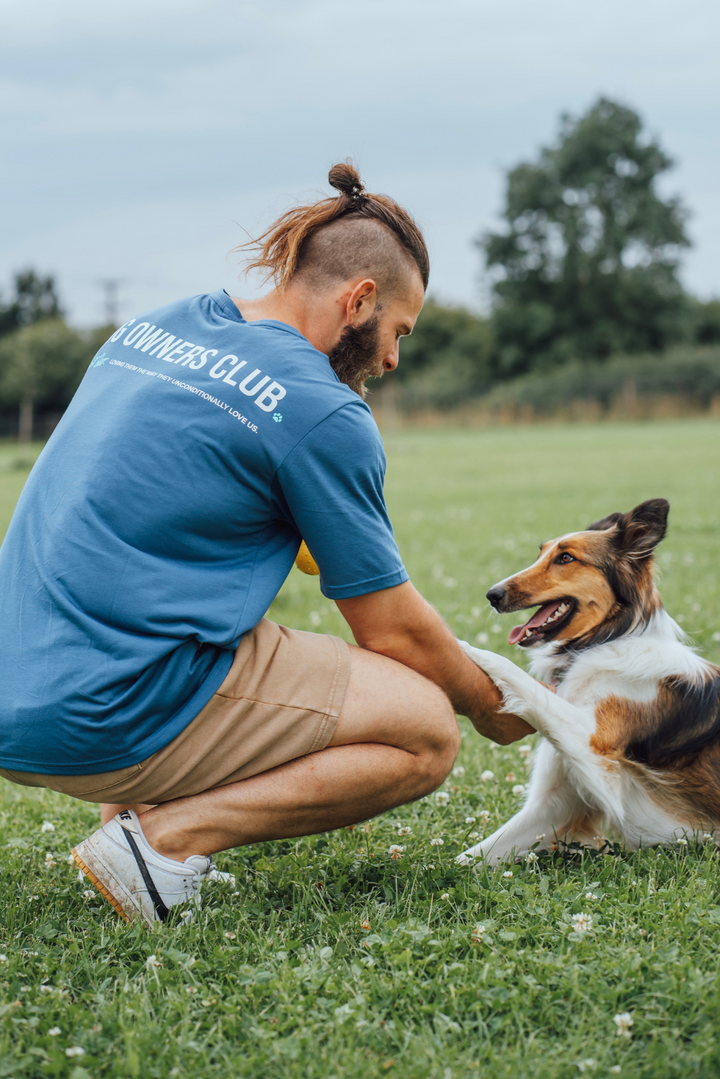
[410,685,460,796]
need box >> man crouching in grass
[0,163,532,925]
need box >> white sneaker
[72,809,212,926]
[77,864,236,887]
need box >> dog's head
[487,499,669,650]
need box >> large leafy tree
[0,320,89,442]
[481,98,690,377]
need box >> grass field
[1,419,720,1079]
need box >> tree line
[2,97,720,437]
[0,273,110,441]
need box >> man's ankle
[137,812,196,862]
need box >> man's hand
[336,581,535,745]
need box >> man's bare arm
[336,580,535,745]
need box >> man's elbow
[354,628,418,661]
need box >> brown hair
[238,161,429,294]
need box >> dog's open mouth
[508,599,576,647]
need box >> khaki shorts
[0,619,352,805]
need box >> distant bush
[374,298,494,411]
[476,345,720,417]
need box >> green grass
[2,419,720,1078]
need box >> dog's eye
[555,552,575,565]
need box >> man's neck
[229,289,321,351]
[229,287,339,355]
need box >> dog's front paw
[458,641,519,683]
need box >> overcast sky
[1,0,719,325]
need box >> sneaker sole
[72,848,130,922]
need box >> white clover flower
[585,892,598,900]
[480,770,494,782]
[505,772,517,783]
[613,1012,633,1037]
[468,832,480,839]
[434,791,450,806]
[475,632,489,645]
[397,826,413,836]
[81,890,96,900]
[512,785,526,796]
[48,1027,61,1036]
[440,893,450,900]
[145,954,162,969]
[576,1060,596,1073]
[65,854,76,865]
[676,838,688,846]
[40,821,55,833]
[471,924,487,943]
[45,853,57,866]
[452,766,466,777]
[502,871,513,878]
[430,837,444,846]
[224,931,236,940]
[571,912,593,933]
[65,1047,85,1058]
[526,852,538,863]
[185,986,198,994]
[465,816,476,825]
[0,955,6,963]
[535,834,546,841]
[518,744,531,758]
[388,844,405,860]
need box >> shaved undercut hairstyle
[239,162,429,297]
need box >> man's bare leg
[139,645,460,862]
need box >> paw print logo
[273,413,283,423]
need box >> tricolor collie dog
[457,498,720,865]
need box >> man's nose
[486,585,507,609]
[383,343,399,371]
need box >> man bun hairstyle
[239,161,429,294]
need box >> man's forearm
[336,582,535,744]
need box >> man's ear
[612,499,669,558]
[345,278,377,325]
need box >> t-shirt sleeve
[273,401,409,599]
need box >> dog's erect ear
[587,510,624,532]
[614,499,669,558]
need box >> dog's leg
[458,741,593,864]
[459,642,619,807]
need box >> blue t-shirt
[0,290,408,775]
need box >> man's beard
[327,314,384,399]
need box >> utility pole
[98,279,122,326]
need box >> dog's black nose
[486,585,507,609]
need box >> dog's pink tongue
[508,600,564,645]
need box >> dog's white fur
[456,610,717,865]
